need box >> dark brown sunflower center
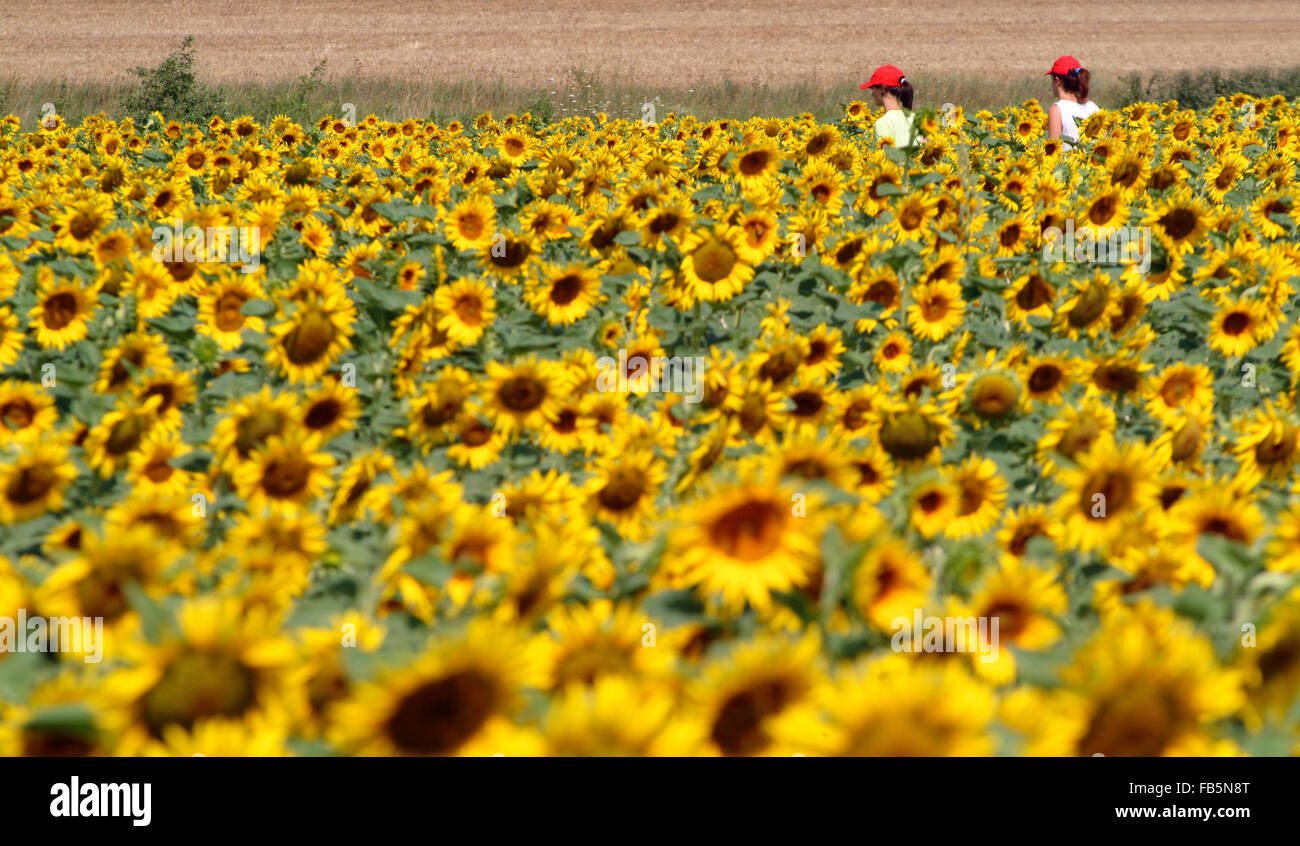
[283,308,336,364]
[386,672,496,755]
[692,239,738,283]
[499,376,545,412]
[1,399,35,430]
[711,679,791,756]
[549,274,583,305]
[880,411,940,460]
[141,651,256,738]
[711,500,784,561]
[42,292,79,330]
[1028,365,1062,393]
[597,467,645,512]
[214,292,247,332]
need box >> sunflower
[78,397,156,475]
[1250,191,1297,240]
[430,277,496,344]
[327,451,395,526]
[524,263,603,326]
[664,473,822,615]
[584,449,666,541]
[907,277,965,341]
[197,271,266,350]
[992,210,1035,256]
[801,323,845,381]
[128,256,181,319]
[872,330,912,374]
[542,677,675,757]
[1019,354,1075,405]
[445,412,506,469]
[233,428,336,513]
[873,396,954,466]
[0,307,22,367]
[1004,267,1058,327]
[679,224,754,302]
[53,193,115,253]
[0,434,71,524]
[797,655,994,756]
[950,357,1023,425]
[125,428,195,497]
[1236,595,1300,724]
[996,504,1061,561]
[850,537,931,630]
[31,525,161,645]
[967,559,1066,681]
[1006,604,1241,756]
[845,442,894,504]
[29,269,96,350]
[478,230,537,281]
[1146,363,1214,425]
[1053,272,1117,339]
[132,367,195,433]
[1208,297,1268,356]
[444,193,497,251]
[531,600,672,692]
[484,356,565,436]
[1204,151,1250,203]
[0,677,111,757]
[1055,435,1166,552]
[892,192,938,241]
[1234,401,1300,486]
[1144,188,1209,254]
[210,385,299,473]
[909,478,957,538]
[103,598,297,753]
[328,620,540,756]
[298,214,334,257]
[0,380,57,446]
[732,207,780,264]
[944,457,1008,538]
[538,393,596,455]
[266,290,355,383]
[1167,484,1264,558]
[298,381,359,442]
[662,634,824,757]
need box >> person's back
[859,64,916,149]
[1056,98,1098,143]
[874,107,916,149]
[1045,56,1096,145]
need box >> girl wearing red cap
[1045,55,1098,144]
[860,64,915,148]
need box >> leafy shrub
[1120,67,1300,109]
[120,35,223,125]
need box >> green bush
[120,35,223,125]
[1120,67,1300,109]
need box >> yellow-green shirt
[874,109,916,148]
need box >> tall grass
[3,59,1299,128]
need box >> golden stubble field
[4,0,1300,85]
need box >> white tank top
[1056,99,1098,144]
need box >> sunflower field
[1,94,1299,757]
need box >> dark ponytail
[878,80,915,110]
[1054,67,1090,102]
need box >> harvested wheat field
[3,0,1300,85]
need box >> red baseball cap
[1046,55,1082,76]
[860,65,906,89]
